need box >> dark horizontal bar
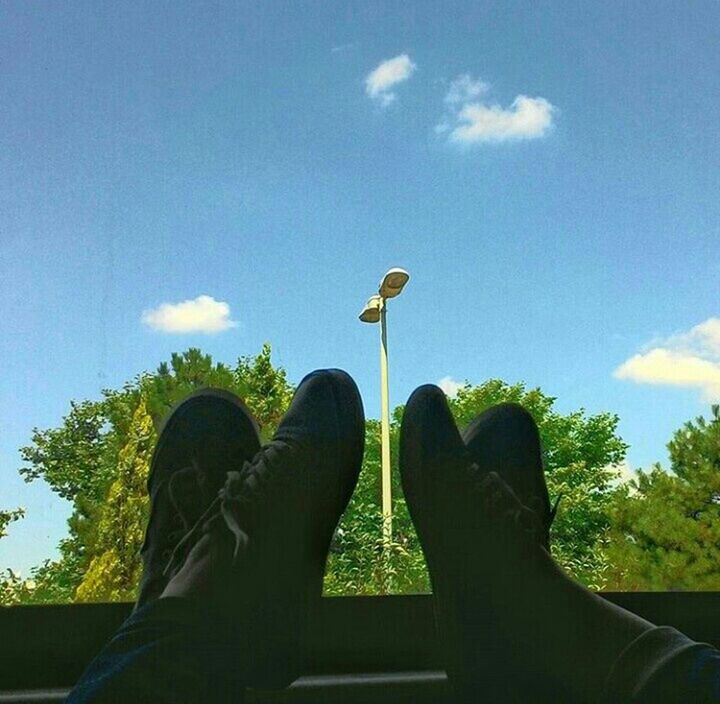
[1,593,719,691]
[0,671,448,704]
[0,692,68,704]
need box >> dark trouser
[67,597,247,704]
[66,597,720,704]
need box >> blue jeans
[66,600,720,703]
[67,597,248,704]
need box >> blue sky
[1,1,719,574]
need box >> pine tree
[75,398,155,602]
[605,405,720,590]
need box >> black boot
[137,388,261,610]
[400,385,556,703]
[164,369,366,688]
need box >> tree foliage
[605,405,720,590]
[0,508,29,605]
[74,399,155,602]
[0,508,24,539]
[11,345,293,604]
[19,401,111,503]
[325,420,429,595]
[327,379,627,593]
[8,349,634,603]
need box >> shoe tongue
[168,467,205,529]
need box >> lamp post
[359,268,410,545]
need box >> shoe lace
[465,461,562,547]
[163,440,296,577]
[152,464,200,563]
[464,456,564,530]
[218,439,297,550]
[224,439,295,509]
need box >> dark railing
[1,593,719,702]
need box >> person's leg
[68,389,262,704]
[475,470,720,704]
[400,385,720,704]
[400,387,520,702]
[461,403,653,700]
[68,370,365,703]
[400,386,649,702]
[460,402,557,702]
[67,596,247,704]
[163,368,366,687]
[137,388,262,610]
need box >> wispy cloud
[444,74,489,105]
[437,376,466,398]
[142,295,237,334]
[614,318,720,401]
[609,460,637,491]
[331,42,357,54]
[365,54,416,107]
[438,74,556,144]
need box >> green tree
[324,420,428,595]
[0,508,30,605]
[11,359,627,602]
[604,405,720,590]
[75,399,155,601]
[19,400,112,504]
[326,379,627,594]
[13,345,294,604]
[0,508,24,539]
[143,345,294,440]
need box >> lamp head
[359,295,382,323]
[379,267,410,298]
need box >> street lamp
[359,268,410,545]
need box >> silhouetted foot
[400,385,552,703]
[163,369,365,688]
[136,388,261,610]
[462,402,557,548]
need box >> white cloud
[438,74,556,145]
[614,460,636,483]
[444,74,489,105]
[142,295,237,334]
[437,376,465,398]
[689,318,720,355]
[608,460,638,492]
[450,95,556,143]
[365,54,416,106]
[614,317,720,401]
